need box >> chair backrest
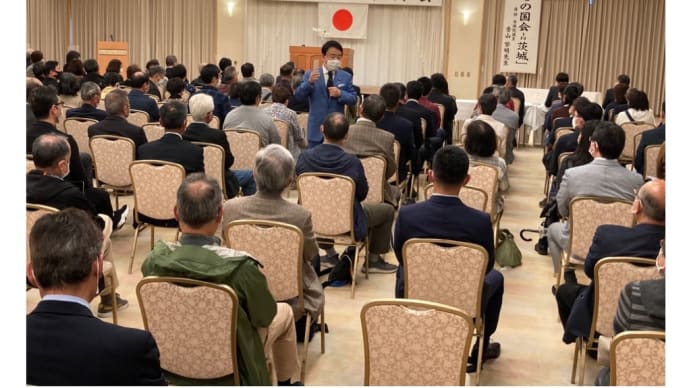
[297,173,356,239]
[610,330,665,386]
[208,115,221,129]
[592,257,660,338]
[55,105,71,132]
[64,118,99,158]
[553,127,574,144]
[145,93,160,102]
[567,196,634,262]
[128,109,151,126]
[620,122,655,162]
[361,299,473,386]
[224,220,303,303]
[26,204,59,265]
[467,162,499,220]
[89,135,136,188]
[403,238,487,320]
[224,129,261,170]
[424,183,488,213]
[643,144,662,179]
[273,119,290,148]
[142,123,165,142]
[136,276,240,383]
[129,160,185,222]
[360,155,386,204]
[297,113,308,139]
[191,142,227,199]
[388,141,401,185]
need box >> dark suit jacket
[67,103,107,121]
[183,122,235,170]
[545,85,560,108]
[27,300,166,385]
[563,223,665,343]
[634,124,665,174]
[396,104,423,149]
[137,133,204,175]
[88,115,148,156]
[510,87,526,126]
[393,195,495,297]
[128,89,160,122]
[405,100,437,145]
[602,87,614,110]
[26,171,96,215]
[27,121,88,190]
[83,72,104,88]
[428,89,458,141]
[378,111,416,182]
[547,131,579,176]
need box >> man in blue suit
[294,40,357,148]
[393,145,504,372]
[556,178,665,345]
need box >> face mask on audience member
[326,59,341,72]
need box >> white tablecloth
[520,87,603,106]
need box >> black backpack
[321,246,354,287]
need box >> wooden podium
[289,46,354,71]
[96,41,128,77]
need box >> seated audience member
[548,121,644,282]
[603,83,629,121]
[57,72,82,108]
[262,85,307,160]
[555,179,665,345]
[287,72,310,113]
[105,58,122,75]
[296,112,397,274]
[259,73,275,102]
[218,65,237,96]
[393,145,503,372]
[545,72,569,108]
[165,77,187,102]
[146,65,166,99]
[405,80,442,167]
[27,134,129,315]
[121,64,142,87]
[549,120,597,202]
[492,87,520,164]
[417,76,442,131]
[223,145,325,321]
[82,58,104,88]
[634,102,665,174]
[505,74,526,126]
[241,62,256,82]
[342,94,399,206]
[428,73,458,144]
[394,82,423,160]
[88,88,148,155]
[656,143,665,179]
[615,88,655,126]
[464,120,509,214]
[377,83,416,184]
[228,82,242,108]
[101,71,123,99]
[276,62,295,94]
[26,76,42,127]
[544,82,583,136]
[142,173,302,385]
[164,55,177,79]
[218,57,233,77]
[167,63,198,96]
[138,100,204,175]
[460,93,508,158]
[41,60,61,89]
[128,71,160,122]
[595,238,665,386]
[26,49,43,77]
[222,81,281,147]
[63,58,85,78]
[602,73,630,110]
[183,93,256,197]
[197,64,232,126]
[66,81,107,121]
[26,208,165,385]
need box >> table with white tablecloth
[453,98,546,145]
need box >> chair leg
[320,308,326,354]
[301,313,312,383]
[555,251,567,288]
[149,226,155,250]
[475,325,485,386]
[350,245,359,299]
[571,337,581,384]
[110,273,118,325]
[363,241,369,280]
[577,339,588,385]
[129,224,145,274]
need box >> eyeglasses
[54,101,65,107]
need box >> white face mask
[95,259,100,295]
[326,59,341,72]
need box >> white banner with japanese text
[499,0,541,74]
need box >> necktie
[327,71,334,88]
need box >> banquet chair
[127,109,151,127]
[424,183,488,214]
[142,123,165,142]
[191,142,227,199]
[361,298,474,386]
[224,129,261,171]
[64,117,99,158]
[609,330,665,386]
[89,135,135,209]
[360,155,386,204]
[224,220,326,382]
[402,238,488,385]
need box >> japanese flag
[318,3,368,40]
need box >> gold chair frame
[89,135,135,209]
[609,330,665,386]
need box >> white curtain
[246,0,445,87]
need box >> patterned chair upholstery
[55,105,70,132]
[389,141,400,185]
[361,299,474,386]
[360,155,386,204]
[64,117,99,158]
[297,173,368,298]
[424,184,489,214]
[224,220,325,382]
[570,257,660,385]
[273,119,290,148]
[297,113,308,140]
[468,162,501,244]
[127,109,151,127]
[402,238,488,385]
[142,123,165,142]
[209,115,221,129]
[620,122,655,164]
[136,276,240,385]
[643,144,662,179]
[191,142,227,199]
[128,161,184,273]
[224,129,261,171]
[610,331,665,386]
[89,135,135,208]
[556,196,634,287]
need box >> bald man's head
[637,179,665,223]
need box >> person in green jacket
[142,173,302,386]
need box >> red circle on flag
[332,9,353,31]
